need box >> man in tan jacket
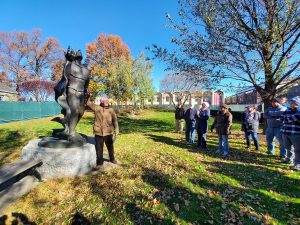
[86,95,119,170]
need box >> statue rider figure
[53,47,90,146]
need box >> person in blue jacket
[264,98,287,157]
[280,96,300,171]
[196,102,210,150]
[184,104,197,143]
[242,105,260,150]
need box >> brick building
[225,83,300,105]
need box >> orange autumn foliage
[86,34,131,64]
[51,59,65,82]
[86,34,133,96]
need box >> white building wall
[103,90,223,107]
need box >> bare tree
[27,30,62,101]
[160,71,202,108]
[151,0,300,110]
[134,53,155,109]
[0,31,31,94]
[0,30,63,101]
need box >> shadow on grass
[146,134,188,150]
[85,165,218,224]
[204,160,300,199]
[0,212,36,225]
[138,168,218,224]
[144,133,276,166]
[123,166,300,224]
[124,202,174,225]
[145,131,288,168]
[0,130,24,166]
[201,142,289,168]
[118,116,174,134]
[139,167,299,225]
[190,161,300,224]
[70,212,95,225]
[79,114,174,134]
[0,212,95,225]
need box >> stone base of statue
[21,138,120,179]
[38,129,87,148]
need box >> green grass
[0,110,299,224]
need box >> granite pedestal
[21,138,97,179]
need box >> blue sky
[1,0,180,91]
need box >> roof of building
[226,79,300,99]
[0,83,18,94]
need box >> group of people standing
[84,92,300,171]
[264,97,300,171]
[175,96,300,170]
[175,102,232,157]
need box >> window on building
[0,96,3,101]
[157,97,160,102]
[148,99,152,103]
[166,97,170,102]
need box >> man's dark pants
[95,135,115,165]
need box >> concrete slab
[0,175,40,213]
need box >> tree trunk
[261,43,274,133]
[133,94,136,110]
[261,86,276,134]
[35,68,42,102]
[35,89,41,102]
[262,98,270,134]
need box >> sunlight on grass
[1,109,299,224]
[259,189,300,203]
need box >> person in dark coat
[175,103,185,134]
[185,104,197,143]
[242,105,260,150]
[211,104,232,157]
[280,96,300,171]
[196,102,210,149]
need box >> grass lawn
[0,110,299,224]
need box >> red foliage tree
[0,31,31,93]
[0,29,63,101]
[20,80,56,102]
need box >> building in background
[0,83,18,101]
[225,82,300,105]
[136,90,224,107]
[284,83,300,99]
[225,87,261,104]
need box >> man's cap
[271,98,280,103]
[221,104,228,109]
[289,96,300,106]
